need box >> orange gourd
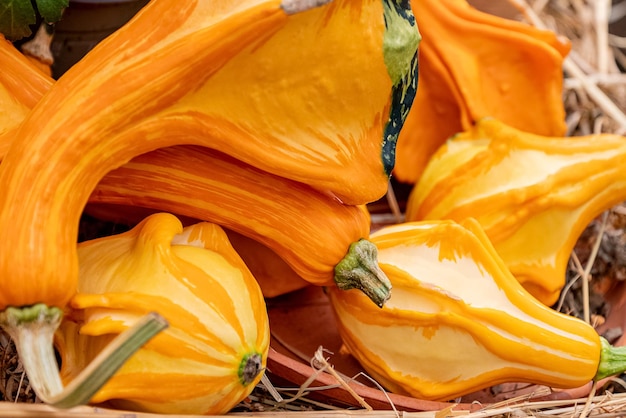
[58,213,269,414]
[393,0,569,184]
[329,218,626,401]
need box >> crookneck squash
[405,118,626,306]
[87,145,388,304]
[393,0,569,184]
[328,218,626,401]
[57,213,270,415]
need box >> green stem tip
[334,238,392,307]
[0,304,168,408]
[595,336,626,381]
[239,352,263,386]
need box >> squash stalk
[0,305,167,408]
[239,353,264,386]
[595,337,626,381]
[334,239,392,307]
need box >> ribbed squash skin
[88,145,371,288]
[0,0,413,311]
[405,118,626,306]
[57,213,269,415]
[393,0,569,184]
[328,218,603,401]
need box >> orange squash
[58,213,269,414]
[329,218,626,401]
[87,145,388,304]
[393,0,569,184]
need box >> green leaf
[0,0,37,41]
[36,0,68,23]
[0,0,68,41]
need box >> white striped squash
[56,213,269,415]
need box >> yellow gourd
[328,218,626,401]
[57,213,269,415]
[393,0,569,184]
[405,118,626,306]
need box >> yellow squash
[328,218,626,401]
[393,0,569,184]
[57,213,269,415]
[405,118,626,306]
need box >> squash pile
[326,0,626,403]
[0,0,419,413]
[4,0,626,413]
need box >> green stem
[238,352,263,386]
[334,238,392,307]
[0,304,167,408]
[595,336,626,381]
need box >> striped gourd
[57,213,269,414]
[328,218,626,401]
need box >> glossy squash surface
[329,218,619,401]
[58,213,269,415]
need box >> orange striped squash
[328,218,625,401]
[57,213,269,414]
[405,118,626,306]
[87,145,383,298]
